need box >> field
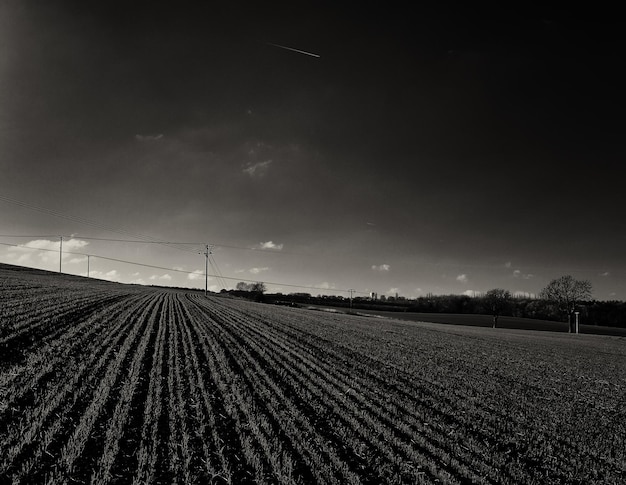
[330,309,626,337]
[1,264,625,484]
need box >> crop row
[1,274,624,484]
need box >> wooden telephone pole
[59,236,63,273]
[201,244,213,296]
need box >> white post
[87,255,90,278]
[59,236,63,273]
[575,311,580,334]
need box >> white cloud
[91,270,120,282]
[387,287,400,295]
[243,160,273,177]
[188,269,204,281]
[600,271,610,277]
[371,264,390,271]
[505,261,512,268]
[259,241,283,250]
[318,282,336,290]
[63,239,89,251]
[249,267,269,274]
[513,269,533,279]
[68,256,87,264]
[456,274,468,283]
[135,134,164,141]
[149,274,172,281]
[463,290,477,297]
[4,238,89,266]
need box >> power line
[0,235,61,238]
[2,195,618,287]
[0,232,620,278]
[0,240,367,294]
[0,195,203,255]
[210,254,229,290]
[60,236,203,245]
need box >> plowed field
[1,264,624,484]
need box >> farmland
[1,264,625,484]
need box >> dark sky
[1,1,624,298]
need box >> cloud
[135,134,164,141]
[317,281,336,290]
[62,239,89,251]
[456,274,468,283]
[505,261,512,268]
[387,287,400,295]
[463,290,478,297]
[187,269,204,281]
[249,267,269,274]
[371,264,390,271]
[68,256,87,264]
[243,160,272,177]
[513,269,533,279]
[4,238,89,266]
[149,274,172,281]
[91,270,120,282]
[259,241,283,250]
[600,271,610,277]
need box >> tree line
[235,276,624,329]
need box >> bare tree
[540,275,592,332]
[483,289,512,328]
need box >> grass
[1,263,624,484]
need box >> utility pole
[200,244,212,296]
[59,235,63,273]
[87,255,90,278]
[349,289,355,311]
[205,245,209,296]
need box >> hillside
[1,263,625,484]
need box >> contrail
[267,42,320,58]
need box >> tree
[540,275,592,332]
[250,282,266,293]
[235,281,266,293]
[236,282,250,291]
[483,289,512,328]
